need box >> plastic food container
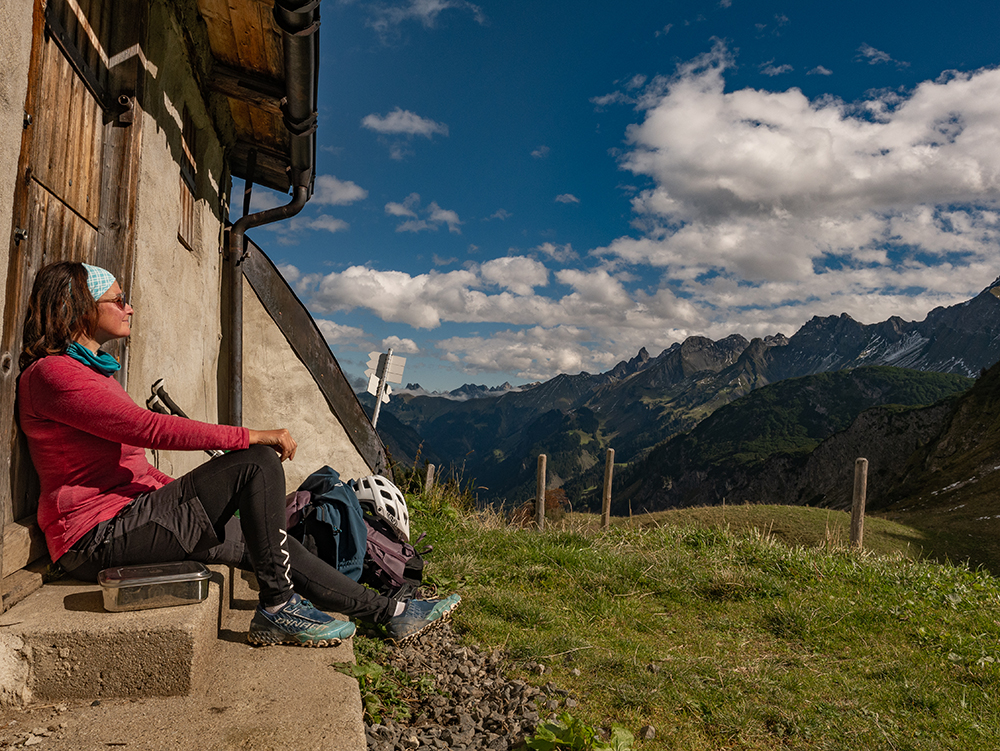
[97,561,212,612]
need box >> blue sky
[237,0,1000,393]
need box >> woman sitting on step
[16,260,458,646]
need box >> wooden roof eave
[196,0,318,196]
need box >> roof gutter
[227,0,320,426]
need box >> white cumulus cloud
[313,175,368,205]
[382,335,420,354]
[386,193,420,218]
[760,62,793,77]
[535,242,579,263]
[478,256,549,295]
[362,108,449,138]
[428,202,462,233]
[367,0,486,35]
[385,194,462,233]
[857,43,891,65]
[316,319,370,347]
[616,43,1000,240]
[304,215,350,234]
[434,326,617,381]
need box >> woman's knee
[243,444,284,480]
[245,443,280,466]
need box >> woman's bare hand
[248,428,297,462]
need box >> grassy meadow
[360,495,1000,750]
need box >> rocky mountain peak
[982,277,1000,302]
[740,337,771,359]
[730,338,775,381]
[607,347,652,380]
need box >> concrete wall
[125,0,228,481]
[0,3,34,288]
[242,277,375,490]
[126,0,375,489]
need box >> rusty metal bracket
[117,94,134,124]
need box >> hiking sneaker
[386,593,461,644]
[247,593,356,647]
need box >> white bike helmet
[350,475,410,542]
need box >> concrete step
[0,566,358,706]
[0,567,366,748]
[0,569,366,751]
[0,573,222,703]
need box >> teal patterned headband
[82,264,115,300]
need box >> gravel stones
[364,624,579,751]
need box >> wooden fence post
[536,454,547,531]
[851,457,868,549]
[425,463,436,493]
[602,448,615,530]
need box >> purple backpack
[361,516,428,600]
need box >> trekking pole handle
[146,393,169,414]
[152,381,189,419]
[149,379,223,458]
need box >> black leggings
[59,446,397,623]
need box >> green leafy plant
[335,661,400,724]
[523,713,634,751]
[335,637,442,724]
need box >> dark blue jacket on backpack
[291,466,368,582]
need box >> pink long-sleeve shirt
[18,355,250,561]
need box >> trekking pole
[147,379,224,458]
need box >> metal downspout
[227,185,309,426]
[226,0,319,426]
[274,0,319,191]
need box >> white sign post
[365,348,406,428]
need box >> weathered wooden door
[0,0,145,551]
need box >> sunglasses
[98,293,129,310]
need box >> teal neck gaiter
[66,342,121,377]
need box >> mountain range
[367,277,1000,507]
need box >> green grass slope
[392,503,1000,750]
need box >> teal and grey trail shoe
[247,593,356,647]
[387,593,461,644]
